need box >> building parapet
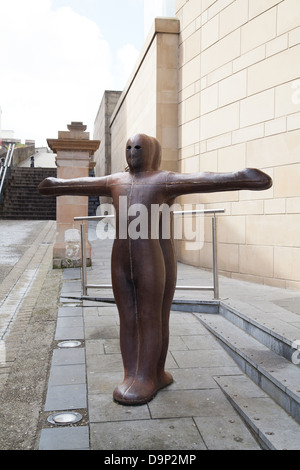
[110,17,180,127]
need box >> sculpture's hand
[38,177,59,196]
[237,168,272,191]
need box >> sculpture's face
[126,134,147,172]
[126,134,161,173]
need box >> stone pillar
[47,122,100,268]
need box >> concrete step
[195,313,300,426]
[219,301,299,364]
[214,374,300,450]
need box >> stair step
[0,211,56,216]
[2,195,55,200]
[14,185,51,188]
[1,199,56,205]
[1,200,56,206]
[2,197,54,203]
[0,210,56,215]
[0,167,97,219]
[0,213,56,218]
[0,168,57,220]
[195,313,300,424]
[219,301,299,363]
[214,374,300,450]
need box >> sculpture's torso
[108,170,175,239]
[107,170,176,287]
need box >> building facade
[93,0,300,290]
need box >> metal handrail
[0,144,11,182]
[0,144,15,203]
[75,208,225,300]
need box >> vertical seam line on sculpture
[166,172,169,194]
[124,174,140,398]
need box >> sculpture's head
[126,134,161,173]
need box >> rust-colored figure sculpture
[39,134,272,406]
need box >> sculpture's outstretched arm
[166,168,272,197]
[38,176,111,197]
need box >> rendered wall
[176,0,300,289]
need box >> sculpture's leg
[157,237,177,389]
[112,240,166,405]
[111,243,139,400]
[112,279,139,398]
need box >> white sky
[0,0,174,146]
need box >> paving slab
[57,306,83,316]
[171,348,237,369]
[44,383,87,411]
[166,366,241,390]
[90,419,207,451]
[48,363,86,386]
[88,393,151,422]
[194,415,260,450]
[148,388,241,419]
[54,326,85,341]
[52,348,85,366]
[39,426,89,450]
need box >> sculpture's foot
[113,378,158,406]
[113,377,134,399]
[113,372,173,406]
[157,371,173,390]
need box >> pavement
[0,219,300,453]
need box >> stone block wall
[176,0,300,289]
[93,91,122,177]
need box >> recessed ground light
[57,340,82,348]
[47,411,82,425]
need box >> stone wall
[12,145,35,167]
[175,0,300,289]
[93,91,122,177]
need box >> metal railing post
[0,157,5,183]
[0,144,15,203]
[80,223,87,296]
[212,214,219,300]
